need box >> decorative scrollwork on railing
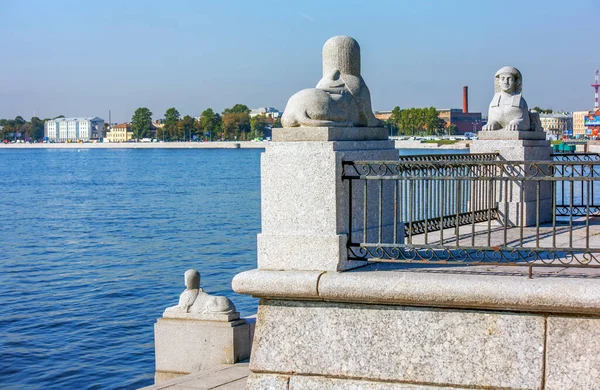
[348,244,600,267]
[343,156,600,270]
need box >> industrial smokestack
[463,86,468,113]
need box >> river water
[0,148,262,389]
[0,147,468,389]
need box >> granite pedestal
[154,317,253,383]
[472,131,553,226]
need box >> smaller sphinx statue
[481,66,542,132]
[163,269,239,321]
[281,36,382,128]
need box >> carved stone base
[272,127,388,142]
[477,129,547,140]
[154,317,253,384]
[162,311,240,322]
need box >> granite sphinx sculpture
[163,269,239,321]
[281,36,382,128]
[481,66,542,132]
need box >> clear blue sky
[1,0,598,123]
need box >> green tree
[30,117,44,140]
[271,117,282,129]
[196,108,221,141]
[223,104,250,114]
[447,124,458,136]
[533,106,553,114]
[222,105,250,140]
[178,115,195,141]
[131,107,153,141]
[250,114,269,139]
[1,123,15,140]
[163,107,180,141]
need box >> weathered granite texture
[471,139,552,226]
[259,140,398,271]
[164,269,239,321]
[546,316,600,389]
[281,36,382,128]
[246,373,290,390]
[250,300,545,389]
[477,129,546,140]
[272,126,388,142]
[289,376,468,389]
[480,66,543,133]
[246,373,468,389]
[233,267,600,315]
[154,318,251,383]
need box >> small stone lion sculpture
[164,269,236,316]
[281,36,382,128]
[481,66,542,132]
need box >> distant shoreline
[0,140,476,151]
[0,141,267,149]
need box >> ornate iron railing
[342,158,600,273]
[552,153,600,217]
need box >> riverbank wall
[230,128,600,389]
[0,141,266,149]
[1,140,472,151]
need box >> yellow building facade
[573,111,591,137]
[106,123,133,142]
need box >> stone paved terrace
[395,217,600,267]
[144,218,600,390]
[141,364,250,390]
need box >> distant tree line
[129,104,281,142]
[0,104,283,142]
[0,116,46,141]
[532,107,553,114]
[385,106,447,136]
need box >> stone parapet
[259,139,398,271]
[272,127,389,142]
[233,266,600,315]
[234,266,600,389]
[250,300,546,389]
[477,130,547,140]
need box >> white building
[249,107,282,119]
[539,113,573,138]
[44,117,104,142]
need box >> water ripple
[0,149,261,389]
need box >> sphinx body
[281,36,381,128]
[482,66,541,132]
[164,270,236,318]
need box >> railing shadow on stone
[343,153,600,275]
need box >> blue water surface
[0,149,262,389]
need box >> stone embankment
[0,141,267,149]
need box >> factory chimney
[463,86,468,113]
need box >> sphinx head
[322,36,361,78]
[494,66,522,95]
[184,269,200,289]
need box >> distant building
[583,110,600,137]
[539,113,573,138]
[573,111,591,137]
[44,117,104,142]
[153,119,165,128]
[250,107,282,119]
[106,123,132,142]
[437,109,482,134]
[374,111,392,121]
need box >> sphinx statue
[481,66,542,132]
[164,269,239,321]
[281,36,382,128]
